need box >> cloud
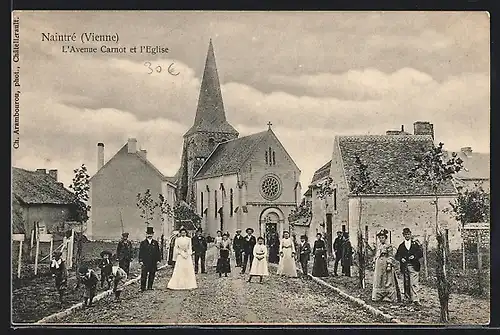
[12,11,490,191]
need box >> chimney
[127,138,137,154]
[97,143,105,170]
[401,125,404,132]
[461,147,473,156]
[140,149,147,158]
[36,168,46,174]
[48,169,58,181]
[413,121,434,139]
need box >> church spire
[185,39,238,137]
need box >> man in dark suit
[395,228,424,305]
[240,227,256,274]
[298,234,312,278]
[139,226,161,291]
[333,231,343,276]
[116,232,133,275]
[232,229,244,267]
[192,227,208,274]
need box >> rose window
[260,175,282,201]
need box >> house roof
[311,160,332,184]
[12,167,76,205]
[184,40,239,138]
[12,196,25,233]
[92,142,177,188]
[445,150,490,180]
[194,130,269,180]
[337,135,457,196]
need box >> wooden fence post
[30,229,34,258]
[462,236,466,272]
[476,230,483,295]
[18,240,23,278]
[423,230,429,280]
[34,238,40,275]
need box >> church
[176,40,302,241]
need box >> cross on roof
[267,121,272,129]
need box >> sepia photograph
[11,11,490,326]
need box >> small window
[265,151,268,164]
[268,147,272,165]
[230,189,234,217]
[208,138,215,150]
[214,190,218,218]
[272,151,276,165]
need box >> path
[48,247,387,324]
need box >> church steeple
[184,39,238,137]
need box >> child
[50,250,67,305]
[99,250,113,290]
[110,264,128,302]
[247,236,269,283]
[78,265,99,307]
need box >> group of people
[49,224,423,309]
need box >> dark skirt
[312,250,329,277]
[216,249,231,274]
[268,247,280,264]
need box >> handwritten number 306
[144,62,180,76]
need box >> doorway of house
[265,222,277,244]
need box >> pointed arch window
[200,191,204,216]
[208,138,215,151]
[333,188,337,211]
[272,151,276,165]
[265,151,268,164]
[214,190,218,218]
[230,188,234,217]
[267,147,276,166]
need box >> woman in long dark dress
[312,233,329,277]
[216,233,232,277]
[268,232,280,264]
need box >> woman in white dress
[167,228,197,290]
[277,231,298,277]
[212,230,223,267]
[248,236,269,283]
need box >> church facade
[176,40,302,240]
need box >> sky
[12,11,490,191]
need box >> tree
[408,142,463,323]
[136,189,156,227]
[173,201,202,230]
[348,155,378,289]
[156,194,173,259]
[449,185,490,226]
[68,164,91,275]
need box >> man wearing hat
[241,227,256,274]
[99,250,113,289]
[138,226,161,291]
[116,232,133,275]
[232,229,244,267]
[192,227,208,274]
[333,231,344,276]
[395,228,423,305]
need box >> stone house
[329,129,462,250]
[447,147,490,193]
[89,139,177,242]
[12,167,77,238]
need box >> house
[448,147,490,193]
[12,167,77,238]
[89,139,177,242]
[177,40,302,241]
[329,125,463,250]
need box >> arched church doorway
[259,207,285,244]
